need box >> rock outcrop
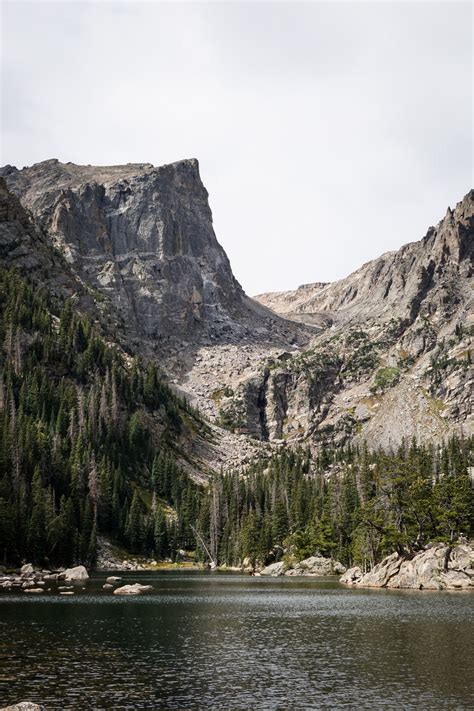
[260,555,346,576]
[340,543,474,590]
[0,704,45,711]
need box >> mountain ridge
[1,159,472,454]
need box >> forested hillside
[0,268,471,570]
[0,268,204,566]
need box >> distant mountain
[246,190,473,448]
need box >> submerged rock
[340,543,474,590]
[113,583,153,595]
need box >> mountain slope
[221,191,474,447]
[1,159,471,452]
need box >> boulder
[340,566,363,584]
[286,555,346,576]
[261,555,346,577]
[23,588,43,594]
[113,583,153,595]
[20,564,34,576]
[106,576,121,583]
[103,583,114,590]
[340,542,474,590]
[62,565,89,581]
[260,561,286,576]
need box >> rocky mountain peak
[1,158,308,366]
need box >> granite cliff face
[1,158,472,457]
[1,159,304,362]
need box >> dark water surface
[0,570,473,710]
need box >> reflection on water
[0,571,473,710]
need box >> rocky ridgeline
[340,542,474,590]
[260,555,346,577]
[250,191,473,449]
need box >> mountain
[1,160,472,454]
[1,159,306,365]
[0,157,472,571]
[257,192,473,329]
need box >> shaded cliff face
[0,176,101,314]
[1,159,303,357]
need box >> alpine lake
[1,570,473,710]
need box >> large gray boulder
[62,565,89,581]
[340,543,474,590]
[285,555,346,576]
[260,561,286,577]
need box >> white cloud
[1,0,472,294]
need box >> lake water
[0,570,473,710]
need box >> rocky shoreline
[0,564,89,594]
[340,542,474,590]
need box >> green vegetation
[0,269,204,567]
[371,366,400,394]
[206,437,473,570]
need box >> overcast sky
[1,1,472,295]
